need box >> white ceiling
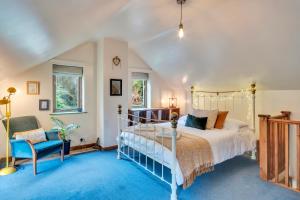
[1,0,300,90]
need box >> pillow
[223,119,248,131]
[178,115,187,125]
[13,128,47,144]
[193,109,219,129]
[214,111,229,129]
[185,114,207,130]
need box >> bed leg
[171,113,178,200]
[251,150,256,160]
[117,105,122,160]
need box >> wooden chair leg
[33,156,37,176]
[11,157,16,167]
[61,148,64,162]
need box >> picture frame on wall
[27,81,40,95]
[39,99,50,111]
[110,79,122,96]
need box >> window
[53,64,83,113]
[131,72,149,108]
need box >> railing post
[170,112,178,200]
[258,114,271,181]
[297,125,300,191]
[284,123,289,187]
[117,105,122,160]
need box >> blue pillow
[185,114,207,130]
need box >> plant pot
[63,140,71,155]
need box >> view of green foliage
[132,79,145,107]
[56,75,79,111]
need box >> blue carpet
[0,151,299,200]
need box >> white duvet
[120,123,256,185]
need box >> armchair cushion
[14,128,47,144]
[34,140,63,154]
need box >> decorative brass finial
[250,82,256,94]
[118,105,122,114]
[171,112,178,129]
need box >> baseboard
[70,143,96,151]
[101,145,118,151]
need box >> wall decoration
[112,56,121,69]
[27,81,40,95]
[110,79,122,96]
[39,99,50,111]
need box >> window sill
[50,111,88,116]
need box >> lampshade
[7,87,16,94]
[0,98,9,105]
[169,97,177,108]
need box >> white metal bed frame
[116,83,256,200]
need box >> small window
[53,64,83,113]
[131,72,148,108]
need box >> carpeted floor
[0,151,299,200]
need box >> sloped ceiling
[1,0,300,90]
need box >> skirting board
[101,145,118,151]
[70,143,96,151]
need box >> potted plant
[50,117,80,155]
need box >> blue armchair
[2,116,64,175]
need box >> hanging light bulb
[177,0,186,39]
[178,23,184,39]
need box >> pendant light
[177,0,186,39]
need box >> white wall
[97,38,129,147]
[128,49,174,109]
[0,42,97,157]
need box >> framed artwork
[27,81,40,95]
[39,99,50,111]
[110,79,122,96]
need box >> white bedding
[120,123,256,185]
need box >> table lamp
[169,97,177,108]
[0,87,17,176]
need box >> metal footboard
[116,105,178,200]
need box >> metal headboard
[190,83,256,131]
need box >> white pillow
[14,128,47,144]
[193,109,219,129]
[178,115,187,125]
[223,119,248,131]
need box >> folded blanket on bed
[124,126,214,189]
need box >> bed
[116,83,257,200]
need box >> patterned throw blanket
[123,125,214,188]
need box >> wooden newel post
[170,112,178,200]
[117,105,122,160]
[281,111,291,120]
[258,114,271,181]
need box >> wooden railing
[259,111,300,191]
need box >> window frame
[52,66,84,114]
[131,78,148,108]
